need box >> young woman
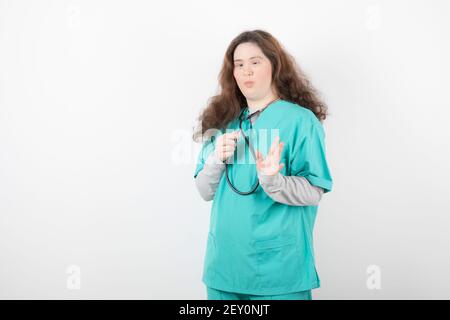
[192,30,333,300]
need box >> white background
[1,0,449,299]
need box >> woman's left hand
[255,136,284,176]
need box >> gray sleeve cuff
[205,151,225,167]
[194,152,225,201]
[257,172,283,192]
[258,172,324,206]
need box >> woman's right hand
[214,130,241,162]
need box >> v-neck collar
[242,98,284,129]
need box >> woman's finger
[225,131,240,143]
[256,150,263,160]
[222,145,236,152]
[224,140,236,149]
[269,136,280,155]
[278,142,284,158]
[223,151,235,159]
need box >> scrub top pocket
[255,236,302,289]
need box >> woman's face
[233,42,275,101]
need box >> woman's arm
[195,112,325,204]
[195,151,324,205]
[194,152,226,201]
[258,172,324,206]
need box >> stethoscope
[224,97,281,195]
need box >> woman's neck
[247,95,280,114]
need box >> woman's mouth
[244,81,254,88]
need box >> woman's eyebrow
[233,55,263,62]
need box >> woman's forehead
[234,43,264,60]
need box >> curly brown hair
[192,29,329,143]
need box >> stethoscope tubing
[224,97,280,195]
[224,109,261,195]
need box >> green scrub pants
[206,286,312,300]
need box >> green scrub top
[194,99,333,295]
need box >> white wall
[1,0,449,299]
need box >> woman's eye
[234,61,259,67]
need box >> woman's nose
[244,67,253,76]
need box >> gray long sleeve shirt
[194,112,324,206]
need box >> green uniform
[194,99,333,295]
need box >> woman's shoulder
[279,100,319,127]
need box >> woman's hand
[214,130,241,162]
[255,136,284,176]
